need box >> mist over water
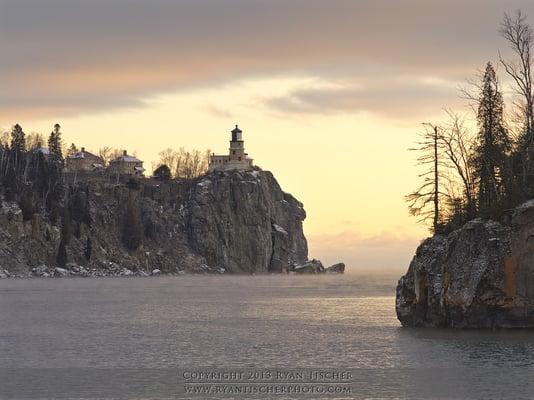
[1,273,534,399]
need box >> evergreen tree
[66,143,78,157]
[83,186,92,227]
[61,207,72,244]
[473,63,512,214]
[48,123,63,162]
[153,164,172,181]
[3,165,18,202]
[10,124,25,153]
[84,237,92,261]
[19,189,35,221]
[122,198,142,251]
[56,239,67,268]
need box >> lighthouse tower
[208,125,254,172]
[229,125,245,162]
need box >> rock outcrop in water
[0,169,318,277]
[396,200,534,328]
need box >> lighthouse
[208,125,254,172]
[229,125,245,162]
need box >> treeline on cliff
[0,123,209,269]
[408,11,534,234]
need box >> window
[232,150,236,155]
[238,157,241,161]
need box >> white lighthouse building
[208,125,254,172]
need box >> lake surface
[1,271,534,399]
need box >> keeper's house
[108,150,145,176]
[66,147,104,173]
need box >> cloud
[264,76,462,118]
[203,104,234,119]
[2,0,534,120]
[307,230,423,271]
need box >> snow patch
[273,224,288,235]
[197,180,211,188]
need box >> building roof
[34,147,50,155]
[231,124,242,134]
[68,149,101,160]
[111,152,142,163]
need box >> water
[1,272,534,399]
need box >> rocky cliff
[0,169,311,277]
[396,200,534,328]
[186,170,307,273]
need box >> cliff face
[186,170,307,273]
[396,200,534,328]
[0,169,308,277]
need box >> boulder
[151,269,161,276]
[326,263,345,274]
[396,201,534,328]
[67,263,89,277]
[293,259,325,274]
[54,267,69,277]
[31,265,50,277]
[193,264,212,274]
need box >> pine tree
[473,62,512,214]
[3,165,18,202]
[66,143,78,157]
[48,123,63,162]
[153,164,171,181]
[122,198,143,251]
[84,237,92,261]
[56,239,67,268]
[83,187,92,227]
[61,207,72,244]
[10,124,25,153]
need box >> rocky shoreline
[0,260,345,279]
[0,169,348,277]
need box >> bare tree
[0,130,9,148]
[441,110,476,217]
[157,147,210,179]
[26,132,45,151]
[98,146,121,166]
[65,143,79,157]
[406,124,448,232]
[158,148,177,174]
[499,10,534,185]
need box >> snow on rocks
[272,223,288,235]
[53,267,69,277]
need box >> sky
[2,0,534,270]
